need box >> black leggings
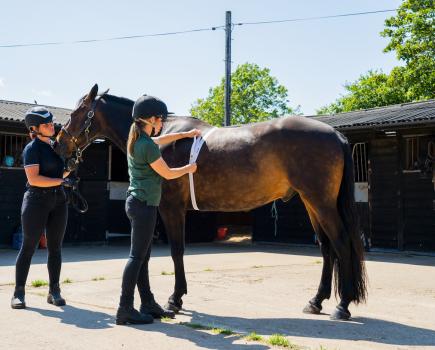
[120,195,157,306]
[15,186,68,288]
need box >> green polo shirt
[126,131,163,205]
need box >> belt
[28,185,64,193]
[189,127,218,210]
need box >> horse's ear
[103,88,110,94]
[84,84,99,103]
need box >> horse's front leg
[159,200,187,313]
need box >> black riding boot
[47,283,66,306]
[140,299,175,319]
[11,286,26,309]
[116,297,154,325]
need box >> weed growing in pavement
[204,268,213,272]
[38,293,46,297]
[31,280,48,287]
[62,278,72,283]
[160,317,173,322]
[315,260,322,264]
[92,278,97,281]
[99,277,105,280]
[267,334,290,347]
[251,265,263,268]
[178,322,204,329]
[161,271,168,275]
[317,346,340,350]
[245,332,263,341]
[10,283,15,286]
[206,323,233,334]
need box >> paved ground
[0,241,434,350]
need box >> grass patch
[62,278,72,283]
[38,292,46,297]
[160,316,173,322]
[206,323,233,334]
[204,268,214,272]
[178,322,204,329]
[267,333,290,347]
[161,271,175,275]
[315,260,322,264]
[31,280,48,287]
[99,277,105,280]
[92,277,97,281]
[317,346,340,350]
[251,265,263,268]
[245,332,263,341]
[10,283,16,286]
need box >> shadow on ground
[24,303,435,348]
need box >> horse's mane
[75,93,134,107]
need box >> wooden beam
[397,131,404,251]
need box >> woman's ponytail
[127,120,144,158]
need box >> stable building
[252,100,435,254]
[0,100,217,248]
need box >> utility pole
[224,11,231,126]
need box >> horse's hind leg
[158,200,187,313]
[303,207,332,315]
[312,204,355,320]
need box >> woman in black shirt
[11,107,74,309]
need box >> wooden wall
[0,168,27,247]
[369,137,399,250]
[252,194,315,245]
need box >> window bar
[359,143,363,182]
[363,143,367,182]
[356,144,360,182]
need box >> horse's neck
[100,105,131,154]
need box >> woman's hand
[183,129,202,138]
[185,163,197,173]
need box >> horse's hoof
[164,299,183,314]
[303,302,322,314]
[330,306,351,321]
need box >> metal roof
[0,100,71,126]
[309,99,435,130]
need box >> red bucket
[39,236,47,249]
[217,228,227,241]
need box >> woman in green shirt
[116,95,201,326]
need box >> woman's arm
[152,129,202,146]
[25,166,65,187]
[150,158,197,180]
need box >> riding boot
[140,299,175,319]
[47,283,66,306]
[11,286,26,309]
[116,297,154,325]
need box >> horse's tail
[332,130,368,305]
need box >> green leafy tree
[317,0,435,115]
[190,63,301,126]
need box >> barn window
[0,134,30,168]
[405,137,419,170]
[351,143,368,182]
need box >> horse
[55,84,367,321]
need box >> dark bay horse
[55,84,367,321]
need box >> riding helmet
[25,107,56,131]
[132,94,174,120]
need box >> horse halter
[61,96,101,163]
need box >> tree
[190,63,301,126]
[317,0,435,115]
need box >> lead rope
[271,200,278,236]
[65,160,88,213]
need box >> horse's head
[55,84,105,158]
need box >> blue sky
[0,0,403,117]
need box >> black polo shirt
[22,137,65,187]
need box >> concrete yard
[0,241,434,350]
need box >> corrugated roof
[309,99,435,129]
[0,100,71,126]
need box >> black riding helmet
[25,107,56,131]
[132,95,174,121]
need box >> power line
[0,27,224,48]
[241,9,402,26]
[1,6,432,49]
